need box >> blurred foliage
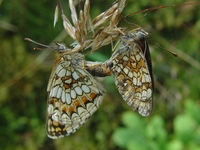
[0,0,200,150]
[113,100,200,150]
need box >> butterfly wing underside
[110,30,153,116]
[46,54,104,139]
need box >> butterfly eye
[137,32,145,41]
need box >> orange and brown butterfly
[86,28,153,116]
[24,40,106,139]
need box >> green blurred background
[1,0,200,150]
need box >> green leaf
[166,139,184,150]
[146,115,167,149]
[122,111,145,130]
[174,114,197,143]
[185,100,200,123]
[112,127,149,149]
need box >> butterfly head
[120,28,149,45]
[54,42,71,53]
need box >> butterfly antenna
[24,38,50,50]
[153,42,178,57]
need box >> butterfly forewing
[46,52,104,139]
[108,28,153,116]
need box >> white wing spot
[82,85,90,93]
[66,93,71,104]
[56,87,62,98]
[75,86,83,95]
[72,72,79,80]
[71,89,76,99]
[52,86,58,97]
[58,68,66,77]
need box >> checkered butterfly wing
[46,47,104,139]
[108,29,153,116]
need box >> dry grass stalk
[56,0,127,54]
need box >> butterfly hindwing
[46,53,104,139]
[108,28,153,116]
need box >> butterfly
[86,28,154,116]
[107,28,153,116]
[46,43,105,139]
